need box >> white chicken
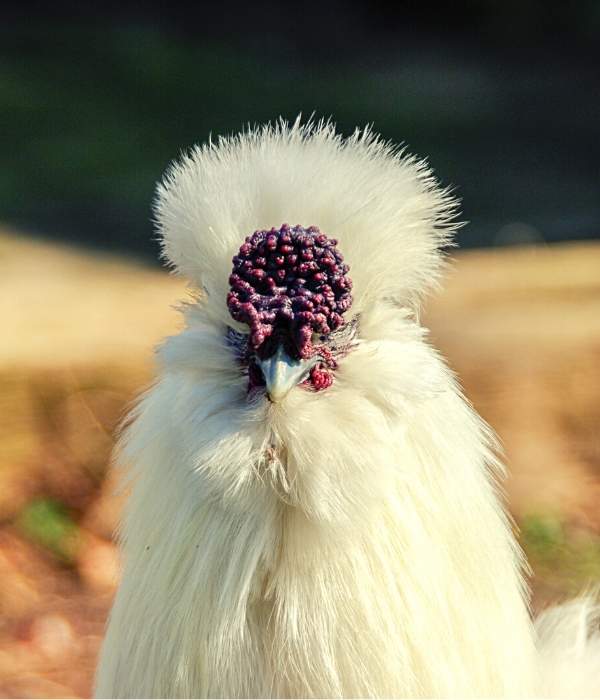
[95,119,600,698]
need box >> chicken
[95,119,600,698]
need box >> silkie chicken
[95,119,600,698]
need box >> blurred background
[1,2,599,696]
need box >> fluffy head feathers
[155,119,459,326]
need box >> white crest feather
[155,118,459,322]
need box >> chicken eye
[247,358,265,389]
[225,326,249,361]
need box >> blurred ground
[1,229,599,697]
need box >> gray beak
[257,345,320,402]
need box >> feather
[95,119,599,698]
[154,118,459,326]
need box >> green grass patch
[16,498,82,565]
[521,513,600,596]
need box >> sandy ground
[1,229,599,697]
[426,244,600,528]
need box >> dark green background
[2,2,599,260]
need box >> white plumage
[95,119,600,698]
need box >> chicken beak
[257,345,319,403]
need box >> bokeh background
[1,3,600,697]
